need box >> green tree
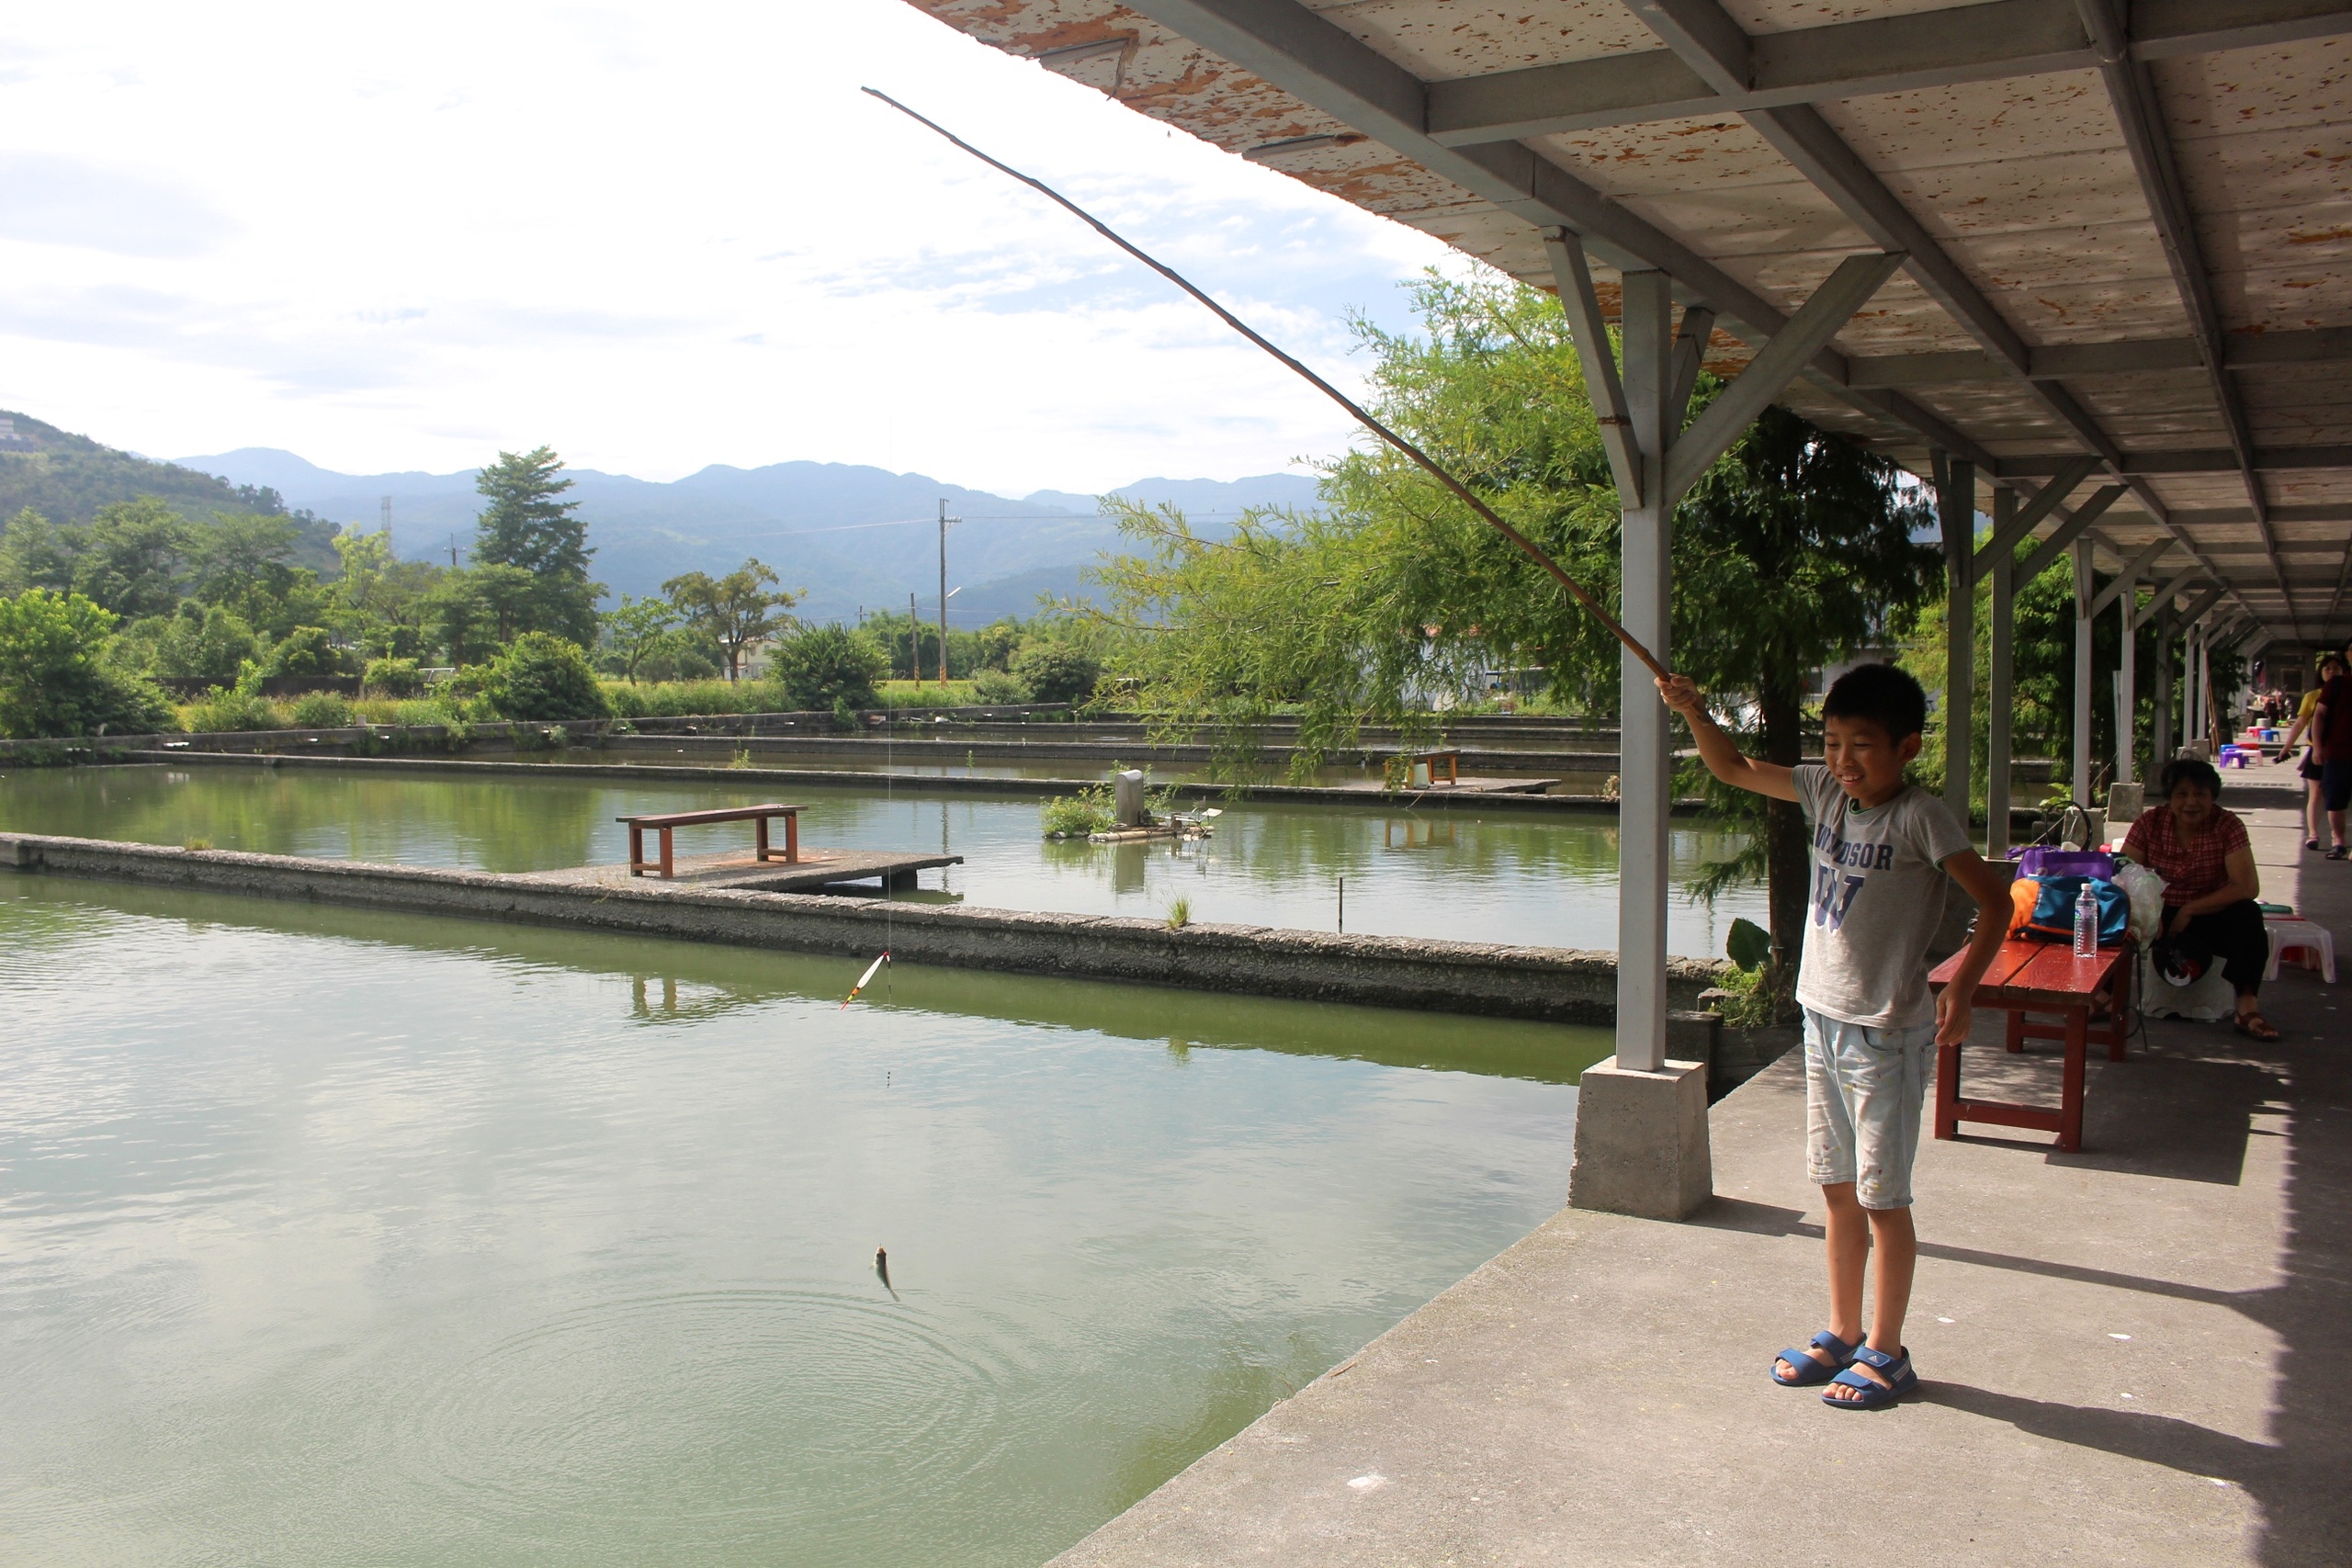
[0,508,78,594]
[265,626,344,677]
[0,588,175,739]
[601,594,680,682]
[422,573,501,667]
[72,497,187,618]
[148,603,262,682]
[471,446,601,643]
[481,631,611,721]
[1012,643,1102,705]
[663,558,801,681]
[769,625,888,710]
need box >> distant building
[0,417,35,450]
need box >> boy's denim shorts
[1804,1006,1937,1210]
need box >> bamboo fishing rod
[862,87,1670,683]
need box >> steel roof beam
[1622,0,2256,629]
[1115,0,2000,472]
[1426,0,2352,145]
[1847,325,2352,387]
[2075,0,2294,633]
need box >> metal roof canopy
[907,0,2352,646]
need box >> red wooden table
[1927,939,2133,1154]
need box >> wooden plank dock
[522,847,962,895]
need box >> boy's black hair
[2159,755,2223,800]
[1821,661,1928,741]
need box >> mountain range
[175,447,1324,627]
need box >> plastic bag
[2111,860,2166,943]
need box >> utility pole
[937,499,953,689]
[909,592,921,684]
[448,533,459,568]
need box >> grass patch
[1041,784,1115,839]
[1165,896,1192,931]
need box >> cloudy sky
[0,2,1467,494]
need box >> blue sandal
[1770,1330,1857,1386]
[1824,1344,1917,1409]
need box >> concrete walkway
[1053,780,2349,1567]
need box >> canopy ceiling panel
[903,0,2352,641]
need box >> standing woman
[2121,756,2278,1041]
[2273,653,2345,852]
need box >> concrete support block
[1567,1055,1713,1221]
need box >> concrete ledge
[0,831,1729,1025]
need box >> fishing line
[862,86,1670,683]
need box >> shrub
[972,668,1029,705]
[771,625,888,712]
[266,626,345,677]
[1011,644,1101,705]
[1041,784,1115,838]
[185,687,287,733]
[289,692,354,728]
[481,632,610,721]
[363,657,426,698]
[0,589,179,739]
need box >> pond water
[0,876,1602,1565]
[0,764,1765,956]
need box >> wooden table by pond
[619,804,800,879]
[1928,938,2133,1155]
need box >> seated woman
[2120,756,2278,1041]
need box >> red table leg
[2006,1008,2027,1053]
[659,827,673,879]
[786,812,798,863]
[628,824,644,876]
[756,816,771,863]
[2058,1004,2087,1153]
[1935,1039,1962,1141]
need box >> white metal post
[2072,537,2094,806]
[1985,489,2015,860]
[1613,269,1675,1076]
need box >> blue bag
[2021,873,2129,946]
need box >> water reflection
[0,763,1767,955]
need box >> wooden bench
[1928,939,2134,1154]
[617,805,800,879]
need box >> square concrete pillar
[1567,1056,1712,1220]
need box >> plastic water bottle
[2073,883,2098,958]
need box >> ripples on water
[0,880,1601,1565]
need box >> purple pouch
[2012,847,2117,880]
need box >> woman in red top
[2121,756,2276,1039]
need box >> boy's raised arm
[1655,674,1800,802]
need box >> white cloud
[0,0,1467,492]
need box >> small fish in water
[875,1247,895,1296]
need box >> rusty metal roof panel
[902,0,2352,638]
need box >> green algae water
[0,875,1605,1565]
[0,763,1763,955]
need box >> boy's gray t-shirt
[1791,763,1971,1030]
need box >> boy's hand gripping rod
[863,87,1670,684]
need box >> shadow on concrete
[2056,1039,2268,1187]
[1924,1382,2279,1487]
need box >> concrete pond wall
[0,832,1730,1054]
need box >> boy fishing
[1657,663,2012,1409]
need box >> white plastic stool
[2264,917,2336,983]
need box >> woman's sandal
[1770,1330,1857,1387]
[2233,1010,2281,1042]
[1823,1344,1918,1410]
